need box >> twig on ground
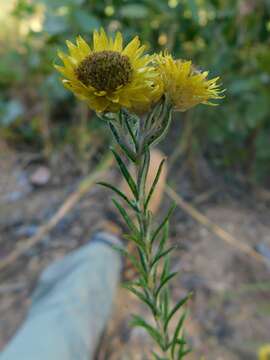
[166,184,269,266]
[192,188,219,205]
[0,154,114,273]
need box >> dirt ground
[0,141,270,360]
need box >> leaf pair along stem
[100,104,190,359]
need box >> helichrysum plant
[55,28,223,359]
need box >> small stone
[30,166,51,186]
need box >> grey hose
[1,232,122,360]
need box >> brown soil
[0,143,270,359]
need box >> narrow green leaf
[138,148,150,197]
[135,275,148,289]
[115,246,147,278]
[109,122,136,162]
[151,204,176,245]
[152,352,162,360]
[171,312,187,358]
[151,246,175,269]
[164,295,190,331]
[149,105,173,147]
[120,109,138,150]
[152,261,158,287]
[123,284,156,313]
[111,148,138,199]
[171,338,186,346]
[167,338,186,351]
[109,121,120,142]
[130,315,164,348]
[144,100,164,131]
[138,247,148,274]
[162,288,169,321]
[159,222,169,252]
[98,181,137,210]
[177,332,188,359]
[144,158,165,211]
[112,198,139,235]
[145,100,168,144]
[178,346,191,359]
[161,256,170,282]
[124,233,146,251]
[152,352,168,360]
[155,271,177,298]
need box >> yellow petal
[57,50,77,69]
[54,64,75,80]
[88,97,109,112]
[122,36,140,58]
[113,32,123,51]
[66,40,78,58]
[76,36,91,56]
[100,28,109,47]
[55,29,162,113]
[93,28,109,51]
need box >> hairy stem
[136,146,172,358]
[105,105,189,359]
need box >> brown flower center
[75,50,132,91]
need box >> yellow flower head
[55,29,162,113]
[259,345,270,360]
[155,53,223,112]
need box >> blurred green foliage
[0,0,270,183]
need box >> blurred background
[0,0,270,359]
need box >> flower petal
[113,32,123,51]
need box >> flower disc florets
[55,29,163,113]
[155,53,223,111]
[75,50,132,91]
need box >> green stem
[105,105,189,359]
[136,147,172,358]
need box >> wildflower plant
[56,28,222,359]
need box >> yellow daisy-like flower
[55,29,162,113]
[259,345,270,360]
[155,53,223,112]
